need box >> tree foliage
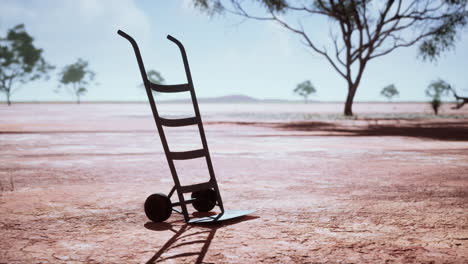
[0,24,54,105]
[192,0,468,115]
[294,80,316,103]
[426,78,452,115]
[139,70,165,97]
[380,84,399,101]
[140,69,165,87]
[147,70,165,85]
[58,58,95,104]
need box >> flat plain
[1,102,468,263]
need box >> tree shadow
[276,120,468,141]
[144,214,258,264]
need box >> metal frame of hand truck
[117,30,253,223]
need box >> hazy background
[1,0,467,102]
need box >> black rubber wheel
[191,189,217,212]
[144,193,172,222]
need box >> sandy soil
[1,103,468,263]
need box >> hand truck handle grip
[117,29,149,83]
[166,35,192,85]
[117,30,132,42]
[166,35,185,51]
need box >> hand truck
[117,30,254,223]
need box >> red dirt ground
[1,103,468,263]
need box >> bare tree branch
[192,0,468,115]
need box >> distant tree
[0,24,54,105]
[192,0,468,116]
[380,84,399,101]
[139,69,165,87]
[294,80,316,103]
[57,58,95,104]
[148,70,164,85]
[426,79,452,115]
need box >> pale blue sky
[1,0,467,102]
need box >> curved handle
[166,35,193,86]
[117,29,148,82]
[117,30,193,88]
[166,35,189,66]
[167,35,184,49]
[117,30,131,41]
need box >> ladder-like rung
[159,117,198,127]
[180,181,213,193]
[150,82,190,93]
[170,149,206,160]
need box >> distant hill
[160,94,261,103]
[200,94,259,103]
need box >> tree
[0,24,54,105]
[147,70,165,85]
[294,80,316,103]
[380,84,399,101]
[426,79,451,115]
[57,58,95,104]
[140,69,165,87]
[192,0,468,116]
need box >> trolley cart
[117,30,254,224]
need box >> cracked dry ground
[1,104,468,263]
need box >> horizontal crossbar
[150,82,190,93]
[159,117,198,127]
[180,182,213,193]
[170,149,206,160]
